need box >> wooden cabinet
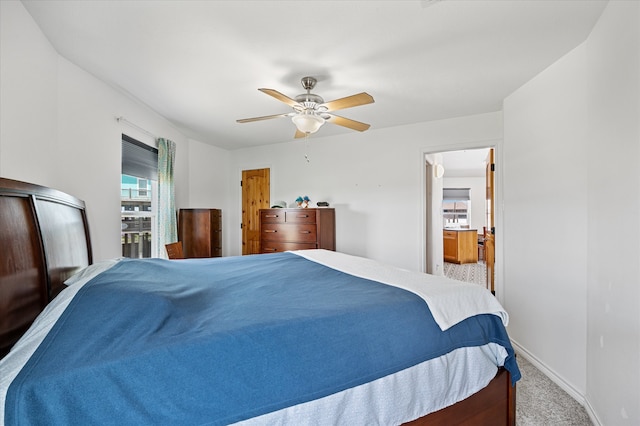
[260,208,335,253]
[443,229,478,264]
[178,209,222,258]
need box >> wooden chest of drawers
[178,208,222,258]
[259,208,335,253]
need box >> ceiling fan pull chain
[304,133,311,163]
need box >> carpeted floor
[443,261,487,287]
[516,355,592,425]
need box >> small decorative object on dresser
[178,208,222,258]
[260,208,335,253]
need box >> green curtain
[156,138,176,258]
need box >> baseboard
[510,339,602,426]
[582,395,603,426]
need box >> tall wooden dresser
[259,208,335,253]
[178,208,222,258]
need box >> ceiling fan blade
[326,114,371,132]
[236,113,291,123]
[294,129,307,139]
[320,92,374,112]
[258,88,300,107]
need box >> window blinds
[122,134,158,181]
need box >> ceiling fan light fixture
[292,112,325,134]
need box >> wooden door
[241,168,270,255]
[485,149,495,293]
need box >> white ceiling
[441,148,490,177]
[21,0,607,150]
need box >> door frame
[421,139,505,303]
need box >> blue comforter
[6,252,519,425]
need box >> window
[121,135,158,258]
[138,179,148,197]
[443,188,470,228]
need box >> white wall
[0,0,58,186]
[0,1,228,261]
[503,42,588,395]
[585,2,640,424]
[504,1,639,424]
[226,115,502,272]
[184,138,231,254]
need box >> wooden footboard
[404,368,515,426]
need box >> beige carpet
[443,261,487,287]
[516,355,592,425]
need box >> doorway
[241,168,270,255]
[424,147,496,292]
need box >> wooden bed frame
[0,177,92,357]
[0,177,514,425]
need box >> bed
[0,177,520,425]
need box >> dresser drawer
[260,242,317,253]
[260,210,285,223]
[284,210,316,224]
[261,224,318,243]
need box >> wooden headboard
[0,177,92,357]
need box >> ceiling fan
[237,76,374,138]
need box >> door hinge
[490,163,495,172]
[491,227,495,235]
[240,180,243,187]
[240,223,243,229]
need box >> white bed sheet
[294,249,508,330]
[0,251,510,424]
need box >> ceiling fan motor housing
[294,93,325,107]
[295,77,325,110]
